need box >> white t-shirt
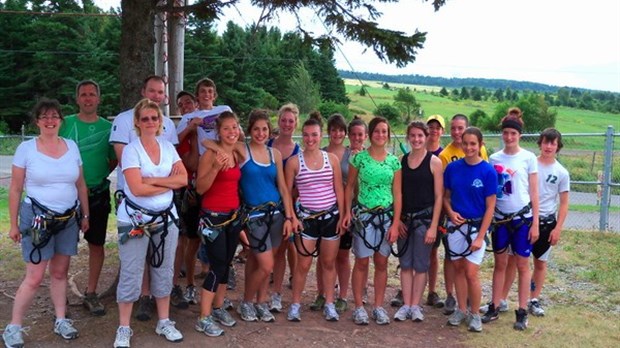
[176,105,232,155]
[13,138,82,212]
[538,160,570,216]
[116,138,180,224]
[490,148,538,216]
[109,108,179,189]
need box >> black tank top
[402,151,435,213]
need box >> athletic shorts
[247,212,284,253]
[532,217,557,261]
[298,207,339,241]
[446,222,486,265]
[175,188,201,239]
[84,188,111,246]
[398,218,433,272]
[19,202,79,263]
[352,211,392,259]
[116,222,179,303]
[492,217,533,257]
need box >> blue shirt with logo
[444,158,497,219]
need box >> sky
[94,0,620,93]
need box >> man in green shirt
[59,80,116,316]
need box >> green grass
[570,204,620,213]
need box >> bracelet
[82,215,90,220]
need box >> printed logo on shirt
[471,179,484,188]
[493,164,515,198]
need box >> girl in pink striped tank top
[284,113,344,322]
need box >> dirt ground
[0,242,467,348]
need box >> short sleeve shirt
[350,150,401,208]
[538,160,570,216]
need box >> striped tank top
[295,150,337,211]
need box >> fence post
[599,125,614,231]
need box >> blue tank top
[267,138,300,167]
[240,144,281,206]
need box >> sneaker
[222,298,234,311]
[53,318,79,340]
[447,309,467,326]
[372,307,390,325]
[2,324,27,348]
[155,319,183,342]
[269,293,283,313]
[393,305,411,321]
[513,308,529,331]
[410,305,424,322]
[481,303,500,323]
[195,316,224,337]
[323,303,339,322]
[113,326,133,348]
[479,299,508,314]
[184,285,198,305]
[237,301,258,322]
[170,285,189,309]
[255,303,276,323]
[83,292,106,316]
[352,307,369,325]
[135,295,153,321]
[443,294,457,315]
[335,298,348,314]
[287,303,301,322]
[528,299,545,317]
[212,308,236,327]
[227,266,236,290]
[390,290,404,308]
[468,313,483,332]
[309,294,326,311]
[426,291,444,308]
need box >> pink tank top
[295,151,337,211]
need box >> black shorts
[339,229,353,250]
[532,217,557,259]
[84,188,112,246]
[175,188,201,239]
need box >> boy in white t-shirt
[528,128,570,316]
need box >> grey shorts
[398,218,433,272]
[116,221,179,303]
[19,202,79,263]
[352,211,392,259]
[247,212,284,253]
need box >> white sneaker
[114,326,133,348]
[155,319,183,343]
[393,305,411,321]
[269,293,283,313]
[410,305,424,322]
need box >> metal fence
[1,126,618,231]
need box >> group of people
[2,75,570,348]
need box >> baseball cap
[426,114,445,129]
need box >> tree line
[0,0,348,133]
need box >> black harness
[294,204,338,257]
[243,201,283,253]
[351,204,393,254]
[26,197,79,264]
[397,206,434,257]
[492,203,532,254]
[121,193,178,268]
[198,208,242,244]
[444,218,483,258]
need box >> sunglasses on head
[140,116,159,122]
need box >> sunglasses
[140,116,159,122]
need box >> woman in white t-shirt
[113,99,187,348]
[3,98,89,347]
[484,108,539,331]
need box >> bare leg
[336,249,351,299]
[319,240,340,304]
[352,257,369,307]
[531,258,547,299]
[10,261,49,325]
[49,254,71,319]
[86,243,105,293]
[373,253,389,308]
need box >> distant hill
[338,70,568,93]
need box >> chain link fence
[1,127,618,231]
